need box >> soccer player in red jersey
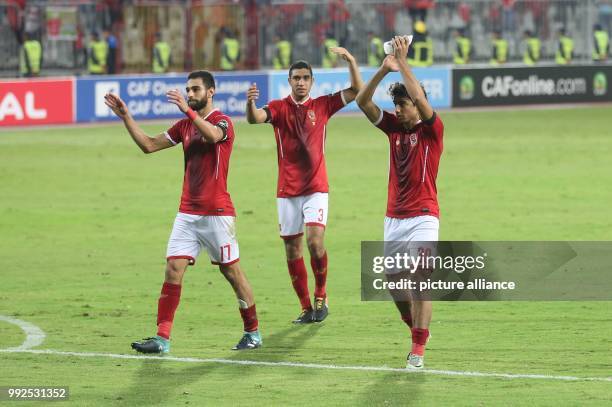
[356,37,444,369]
[245,48,362,323]
[104,71,261,353]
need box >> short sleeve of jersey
[165,120,186,145]
[210,114,234,143]
[264,99,282,126]
[421,112,444,141]
[325,91,346,117]
[374,110,399,136]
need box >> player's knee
[220,263,243,285]
[165,260,187,283]
[306,236,325,258]
[284,239,302,260]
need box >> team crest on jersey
[307,109,316,124]
[410,133,418,146]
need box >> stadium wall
[2,64,611,127]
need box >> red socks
[411,328,429,356]
[310,252,328,299]
[239,304,259,332]
[156,282,182,340]
[287,257,312,310]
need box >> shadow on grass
[116,324,322,405]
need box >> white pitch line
[0,315,46,350]
[1,348,611,383]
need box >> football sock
[287,257,312,310]
[239,304,259,333]
[401,311,413,328]
[311,251,328,299]
[156,282,182,340]
[411,328,429,356]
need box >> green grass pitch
[1,106,611,405]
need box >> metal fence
[1,0,611,77]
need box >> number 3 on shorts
[220,244,231,262]
[317,208,324,222]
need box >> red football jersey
[265,92,346,197]
[375,111,444,219]
[165,109,236,216]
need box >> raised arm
[104,93,173,154]
[329,47,363,103]
[245,83,268,124]
[355,55,397,123]
[393,36,434,121]
[166,89,225,143]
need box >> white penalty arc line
[1,348,611,383]
[0,315,46,351]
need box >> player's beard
[188,97,207,111]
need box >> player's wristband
[185,109,198,121]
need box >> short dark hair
[388,82,428,103]
[188,70,215,89]
[289,60,313,78]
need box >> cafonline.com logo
[459,76,474,100]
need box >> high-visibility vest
[20,40,42,75]
[453,36,471,64]
[152,41,171,73]
[221,38,240,70]
[88,40,108,74]
[273,40,292,69]
[407,38,433,67]
[523,37,541,65]
[368,37,384,67]
[593,30,610,61]
[490,38,508,65]
[555,35,574,65]
[322,38,339,68]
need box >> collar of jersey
[404,119,422,133]
[288,94,311,105]
[199,108,219,121]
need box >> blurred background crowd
[2,0,611,78]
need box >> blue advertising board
[76,72,268,123]
[268,67,451,111]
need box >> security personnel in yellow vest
[490,30,508,65]
[593,24,610,62]
[273,34,292,70]
[88,32,108,74]
[220,27,240,71]
[522,30,541,65]
[19,32,42,77]
[152,32,171,73]
[322,32,339,68]
[555,27,574,65]
[367,31,384,67]
[453,28,472,65]
[407,21,433,67]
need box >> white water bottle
[383,35,413,55]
